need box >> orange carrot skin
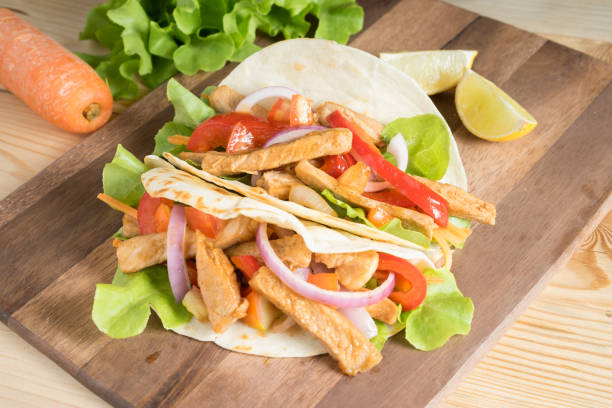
[0,9,113,133]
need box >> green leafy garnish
[102,144,147,207]
[321,189,373,226]
[380,218,430,249]
[92,267,192,339]
[153,78,216,156]
[382,114,451,181]
[79,0,365,102]
[403,268,474,351]
[320,189,430,247]
[370,320,390,351]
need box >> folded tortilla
[142,167,435,358]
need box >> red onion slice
[250,172,261,186]
[363,133,409,192]
[339,307,378,339]
[310,260,333,274]
[263,125,326,147]
[166,205,190,302]
[235,86,297,114]
[256,223,395,308]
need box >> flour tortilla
[142,167,436,357]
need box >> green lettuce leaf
[312,0,364,44]
[80,0,123,49]
[153,122,193,156]
[380,218,430,248]
[141,56,179,89]
[382,114,451,181]
[173,32,235,75]
[93,51,141,100]
[449,216,471,229]
[173,0,202,35]
[92,266,192,339]
[107,0,153,76]
[148,21,179,59]
[320,189,431,247]
[370,320,390,351]
[320,189,373,226]
[403,268,474,351]
[102,144,147,207]
[166,78,215,128]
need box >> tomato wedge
[187,113,282,153]
[289,94,314,126]
[363,188,416,208]
[137,192,174,234]
[230,255,261,280]
[377,253,427,310]
[226,122,256,153]
[320,153,356,178]
[185,206,226,239]
[267,98,291,123]
[327,110,449,226]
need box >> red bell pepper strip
[327,110,449,226]
[377,253,427,310]
[320,153,356,178]
[230,255,261,280]
[363,188,416,209]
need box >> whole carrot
[0,9,112,133]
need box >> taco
[93,38,492,376]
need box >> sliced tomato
[230,255,261,280]
[320,153,356,178]
[187,113,282,153]
[327,110,448,226]
[137,192,173,235]
[185,206,226,239]
[377,252,427,310]
[307,273,339,291]
[363,188,416,209]
[289,94,314,126]
[226,122,256,153]
[367,206,394,228]
[267,98,291,123]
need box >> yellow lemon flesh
[455,70,537,142]
[380,50,478,95]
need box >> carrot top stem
[83,103,101,121]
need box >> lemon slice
[380,50,478,95]
[455,70,537,142]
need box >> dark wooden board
[1,0,612,407]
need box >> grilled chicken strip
[295,160,435,239]
[122,214,141,238]
[117,229,197,273]
[414,176,496,225]
[315,251,379,290]
[226,234,312,270]
[250,267,382,375]
[256,170,303,200]
[196,231,248,333]
[365,297,398,325]
[181,128,352,176]
[315,101,384,146]
[213,216,259,249]
[207,85,267,117]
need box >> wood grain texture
[0,1,611,407]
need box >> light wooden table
[1,1,611,407]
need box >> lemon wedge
[455,70,537,142]
[380,50,478,95]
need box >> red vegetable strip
[326,110,449,226]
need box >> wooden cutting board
[1,0,611,407]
